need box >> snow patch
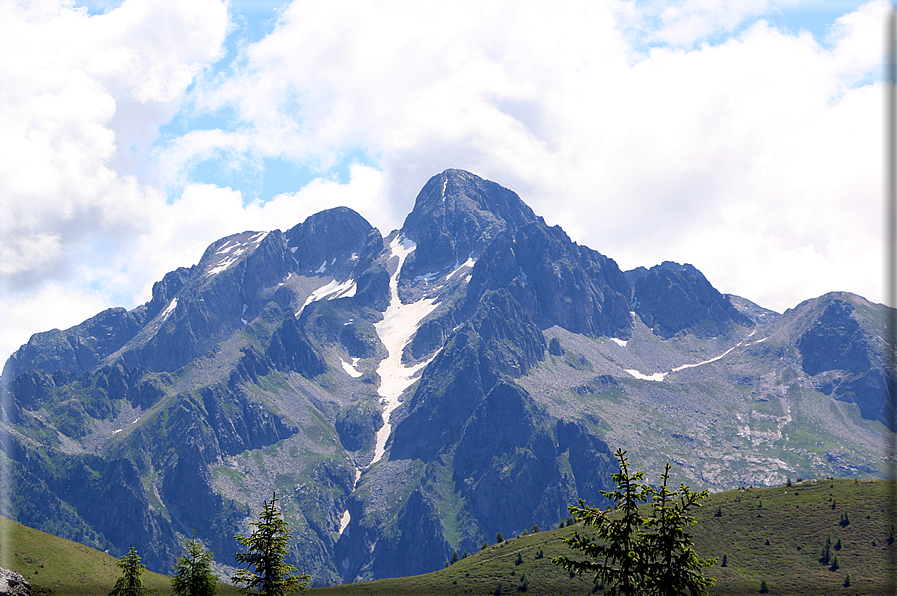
[112,428,122,435]
[338,469,363,535]
[290,246,298,254]
[518,266,528,282]
[338,510,351,535]
[341,358,363,378]
[625,369,667,382]
[316,261,327,274]
[446,256,476,281]
[160,297,178,320]
[295,278,357,316]
[610,338,628,347]
[370,236,439,465]
[671,331,755,373]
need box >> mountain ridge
[1,169,893,586]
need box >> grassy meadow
[0,515,241,595]
[0,478,894,594]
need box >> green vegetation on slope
[1,478,894,594]
[308,478,896,595]
[0,515,241,596]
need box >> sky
[0,0,892,365]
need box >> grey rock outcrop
[0,567,30,596]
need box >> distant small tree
[462,550,469,559]
[889,524,896,545]
[482,541,489,551]
[110,546,156,596]
[450,551,459,565]
[721,554,727,568]
[518,571,529,592]
[843,573,851,587]
[496,532,505,543]
[714,506,722,518]
[531,524,540,534]
[515,552,523,566]
[759,579,769,594]
[172,530,218,596]
[839,512,850,527]
[834,537,842,551]
[829,554,840,572]
[232,493,309,595]
[819,536,832,565]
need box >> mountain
[1,169,894,586]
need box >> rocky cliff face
[1,170,893,586]
[629,261,753,339]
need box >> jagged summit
[398,169,538,284]
[627,261,753,339]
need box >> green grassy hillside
[1,478,893,594]
[309,478,897,595]
[0,515,241,595]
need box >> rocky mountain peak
[286,207,382,276]
[630,261,753,339]
[398,169,538,282]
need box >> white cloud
[0,0,228,361]
[0,0,891,364]
[165,1,887,315]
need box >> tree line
[109,493,308,596]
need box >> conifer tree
[172,530,218,596]
[110,546,156,596]
[232,493,309,595]
[552,449,716,596]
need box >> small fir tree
[759,579,769,594]
[829,554,840,572]
[844,573,851,587]
[232,493,310,595]
[721,554,727,568]
[496,532,504,543]
[172,530,218,596]
[819,536,832,565]
[110,546,156,596]
[482,541,489,551]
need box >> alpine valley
[1,169,894,586]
